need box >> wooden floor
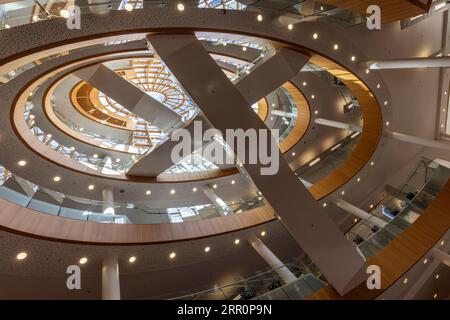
[307,178,450,299]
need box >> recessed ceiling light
[353,218,358,223]
[423,258,428,264]
[357,177,361,182]
[351,56,356,62]
[302,82,307,86]
[435,274,440,280]
[370,204,374,209]
[385,121,390,126]
[177,3,184,11]
[170,189,176,195]
[16,252,27,260]
[124,3,133,11]
[272,103,276,107]
[146,190,151,195]
[403,278,408,284]
[231,180,236,185]
[322,203,327,208]
[384,101,389,106]
[60,9,70,18]
[433,293,438,299]
[341,191,345,196]
[242,46,247,52]
[18,160,27,167]
[313,33,318,40]
[93,154,98,158]
[288,24,293,30]
[257,14,263,22]
[213,184,218,189]
[365,69,370,74]
[5,24,10,29]
[53,176,61,182]
[234,238,240,245]
[333,44,339,50]
[129,256,136,263]
[441,240,445,246]
[370,161,375,166]
[169,252,176,259]
[192,187,197,192]
[292,152,296,156]
[204,246,211,253]
[315,110,319,115]
[88,185,95,190]
[116,158,121,163]
[311,94,315,99]
[377,84,381,89]
[79,257,88,264]
[260,231,266,237]
[70,147,75,151]
[46,133,52,138]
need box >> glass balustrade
[0,165,265,224]
[162,256,326,300]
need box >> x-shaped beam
[145,33,366,295]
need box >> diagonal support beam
[236,47,309,105]
[75,64,181,131]
[147,33,366,295]
[127,47,308,177]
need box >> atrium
[0,0,449,302]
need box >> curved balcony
[0,164,265,225]
[347,158,450,258]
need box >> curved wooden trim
[307,178,450,299]
[76,82,129,129]
[0,196,276,245]
[308,55,383,201]
[320,0,429,23]
[257,97,268,122]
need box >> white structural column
[314,118,362,132]
[368,57,450,70]
[248,236,297,284]
[332,197,387,228]
[271,109,295,118]
[431,248,450,267]
[202,185,230,216]
[75,64,181,131]
[147,33,366,295]
[386,132,450,150]
[102,255,121,300]
[102,186,115,215]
